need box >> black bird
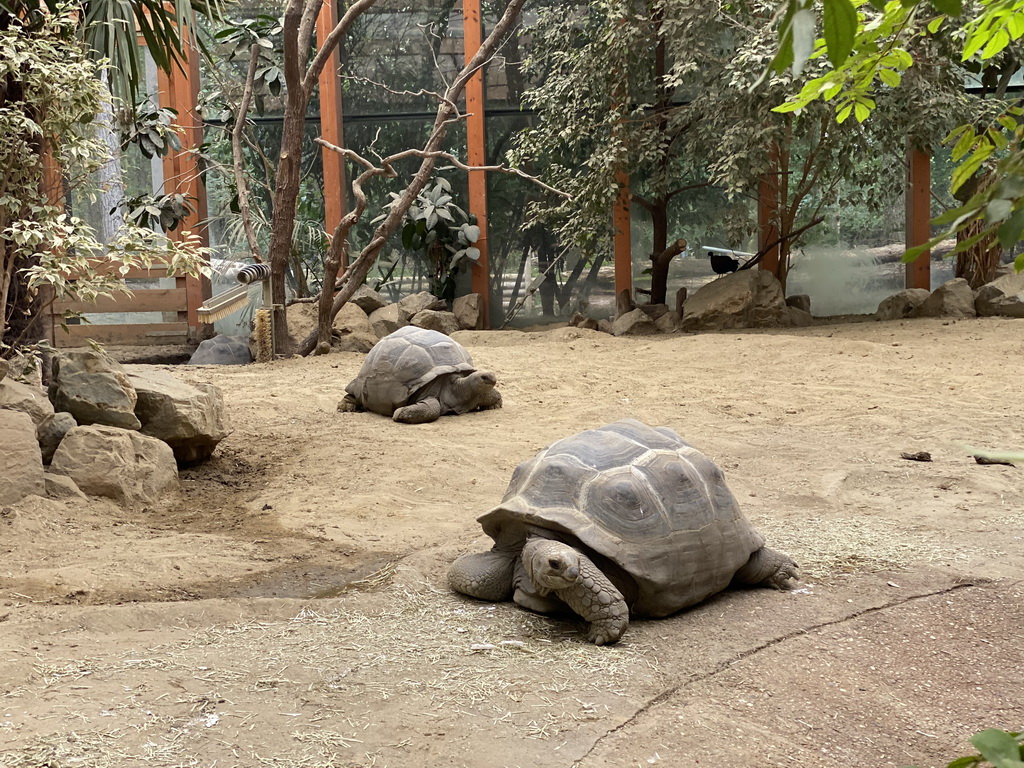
[709,253,740,274]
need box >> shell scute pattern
[347,326,476,412]
[478,419,766,617]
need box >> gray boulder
[910,278,977,319]
[0,410,45,504]
[36,411,77,464]
[975,270,1024,317]
[786,294,812,314]
[368,303,407,338]
[129,369,230,464]
[45,472,87,501]
[332,303,379,353]
[0,358,8,381]
[411,309,461,336]
[681,269,787,330]
[50,425,178,507]
[188,334,254,365]
[399,291,446,318]
[638,303,671,321]
[0,376,54,427]
[48,348,141,430]
[350,285,387,315]
[612,308,660,336]
[453,293,484,330]
[875,289,931,321]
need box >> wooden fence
[50,264,194,347]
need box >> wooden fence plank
[53,323,191,346]
[53,288,188,315]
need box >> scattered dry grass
[752,515,971,579]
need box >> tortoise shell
[478,419,765,617]
[345,326,477,416]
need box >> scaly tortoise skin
[338,325,501,424]
[448,419,799,644]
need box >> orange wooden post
[905,145,931,290]
[613,170,632,313]
[41,145,64,344]
[157,33,211,338]
[758,151,781,276]
[463,0,491,327]
[317,0,348,263]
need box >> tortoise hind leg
[393,397,442,423]
[733,546,800,590]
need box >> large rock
[368,303,407,338]
[3,352,44,387]
[44,472,87,501]
[36,411,77,464]
[285,302,319,350]
[350,285,387,315]
[0,358,8,381]
[50,425,178,507]
[48,349,140,430]
[910,278,977,318]
[875,289,931,321]
[333,303,379,353]
[129,369,230,464]
[0,410,45,504]
[453,293,484,330]
[681,269,787,330]
[612,308,660,336]
[398,291,446,318]
[0,376,54,427]
[786,294,812,314]
[188,334,254,365]
[975,270,1024,317]
[411,309,461,336]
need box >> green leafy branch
[904,729,1024,768]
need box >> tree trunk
[649,237,686,305]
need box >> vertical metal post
[463,0,491,327]
[905,145,931,290]
[613,170,632,313]
[317,0,348,266]
[157,32,211,338]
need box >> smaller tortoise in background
[448,419,798,644]
[338,326,502,424]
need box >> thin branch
[302,0,380,95]
[232,44,266,262]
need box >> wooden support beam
[463,0,491,327]
[758,149,781,277]
[317,0,348,266]
[905,145,931,291]
[613,170,632,314]
[157,32,211,338]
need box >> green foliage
[904,729,1024,768]
[0,7,211,349]
[773,0,1024,271]
[120,106,182,159]
[374,178,480,304]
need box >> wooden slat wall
[50,268,191,347]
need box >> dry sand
[1,316,1022,768]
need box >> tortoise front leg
[393,397,442,423]
[522,539,630,645]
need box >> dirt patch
[1,316,1022,767]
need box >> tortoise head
[522,538,581,592]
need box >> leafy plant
[375,177,481,304]
[117,192,195,231]
[120,106,182,158]
[904,729,1024,768]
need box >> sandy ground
[1,316,1022,768]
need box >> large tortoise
[448,419,798,644]
[338,326,502,424]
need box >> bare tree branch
[232,44,266,262]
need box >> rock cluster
[0,348,230,508]
[286,288,484,352]
[874,267,1024,320]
